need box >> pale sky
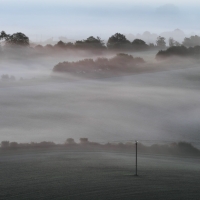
[1,0,200,5]
[1,0,200,41]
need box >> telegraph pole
[135,140,138,176]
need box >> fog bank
[1,57,200,146]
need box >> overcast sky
[1,0,200,41]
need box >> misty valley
[1,30,200,144]
[1,29,200,199]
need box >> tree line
[1,139,199,156]
[53,53,145,77]
[156,46,200,60]
[1,30,200,53]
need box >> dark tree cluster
[1,139,199,156]
[0,140,56,149]
[107,33,132,50]
[182,35,200,47]
[132,39,149,50]
[0,31,29,47]
[1,74,16,81]
[156,36,166,49]
[107,33,159,51]
[53,53,145,76]
[75,36,105,49]
[156,45,200,60]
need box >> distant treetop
[182,35,200,47]
[107,33,131,50]
[75,36,105,49]
[0,31,29,47]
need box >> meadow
[0,149,200,200]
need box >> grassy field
[0,149,200,200]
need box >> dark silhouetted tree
[1,141,10,148]
[0,31,9,49]
[75,36,105,49]
[169,37,181,47]
[156,45,189,60]
[2,32,30,46]
[107,33,131,50]
[54,40,66,49]
[132,39,148,50]
[0,31,10,41]
[132,39,146,45]
[84,36,105,48]
[182,35,200,47]
[156,36,166,49]
[65,138,75,144]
